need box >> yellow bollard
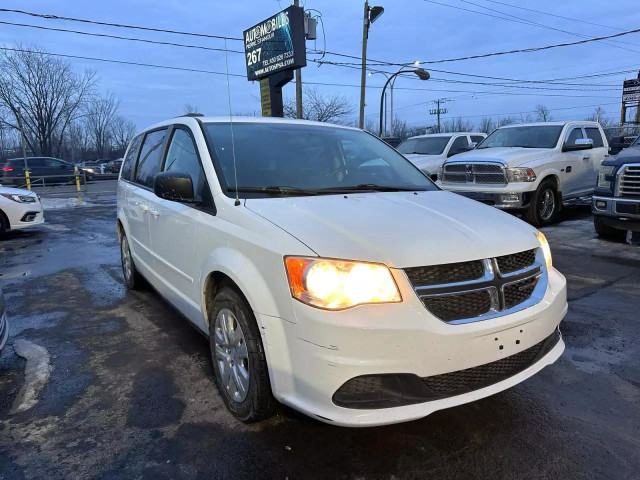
[74,166,82,204]
[24,169,31,191]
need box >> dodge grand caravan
[116,117,567,427]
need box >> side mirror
[467,142,478,150]
[562,138,593,152]
[154,171,196,203]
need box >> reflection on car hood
[447,147,553,167]
[404,154,446,174]
[246,191,538,268]
[0,185,36,196]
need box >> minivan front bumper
[262,266,567,427]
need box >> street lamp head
[413,60,420,66]
[369,6,385,24]
[413,68,430,81]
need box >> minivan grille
[618,164,640,198]
[405,249,544,324]
[442,163,506,184]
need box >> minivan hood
[246,191,539,268]
[448,147,553,167]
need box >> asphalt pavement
[0,193,639,479]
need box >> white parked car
[438,122,609,226]
[117,117,567,427]
[397,132,486,180]
[0,185,44,234]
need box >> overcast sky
[1,0,639,132]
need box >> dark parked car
[0,286,7,355]
[592,135,640,237]
[106,158,123,173]
[0,157,83,186]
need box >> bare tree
[441,116,473,133]
[111,115,137,155]
[498,116,517,127]
[85,93,119,159]
[534,104,552,122]
[285,87,353,124]
[478,117,494,134]
[0,44,96,157]
[183,103,201,115]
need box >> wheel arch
[0,208,10,231]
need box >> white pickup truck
[397,132,486,181]
[438,122,609,226]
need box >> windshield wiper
[317,184,427,193]
[228,186,319,196]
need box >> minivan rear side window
[585,128,604,148]
[135,129,167,188]
[121,134,143,181]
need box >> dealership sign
[623,75,640,104]
[243,6,306,81]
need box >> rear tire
[523,179,559,227]
[208,285,276,423]
[594,216,625,239]
[120,234,144,289]
[0,211,8,237]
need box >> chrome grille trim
[617,164,640,198]
[405,249,547,325]
[442,162,507,185]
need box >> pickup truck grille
[618,164,640,198]
[442,163,506,184]
[405,249,543,324]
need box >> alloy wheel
[214,308,250,402]
[121,238,132,282]
[539,188,555,221]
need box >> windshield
[477,125,563,149]
[202,122,437,198]
[397,136,451,155]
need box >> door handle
[137,203,149,213]
[582,156,590,161]
[149,207,160,218]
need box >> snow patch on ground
[40,197,96,210]
[10,339,53,414]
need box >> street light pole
[379,67,430,137]
[358,1,369,129]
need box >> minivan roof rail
[178,113,204,118]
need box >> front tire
[208,285,276,422]
[120,233,144,289]
[523,180,559,227]
[594,216,625,239]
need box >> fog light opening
[595,200,607,210]
[501,194,520,204]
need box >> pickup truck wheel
[594,216,625,238]
[209,285,276,422]
[120,234,144,289]
[524,180,558,227]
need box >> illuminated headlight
[536,231,552,270]
[597,166,616,189]
[1,193,36,203]
[83,168,95,174]
[506,167,536,182]
[285,257,401,310]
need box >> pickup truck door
[560,126,589,197]
[583,126,608,191]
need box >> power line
[484,0,626,32]
[0,20,245,54]
[451,0,640,51]
[0,7,244,41]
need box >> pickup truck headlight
[1,193,36,203]
[285,257,401,310]
[597,166,616,189]
[506,167,536,183]
[536,231,552,270]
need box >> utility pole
[294,0,303,119]
[359,1,369,129]
[429,98,449,133]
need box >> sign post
[243,6,306,117]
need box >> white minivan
[117,116,567,427]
